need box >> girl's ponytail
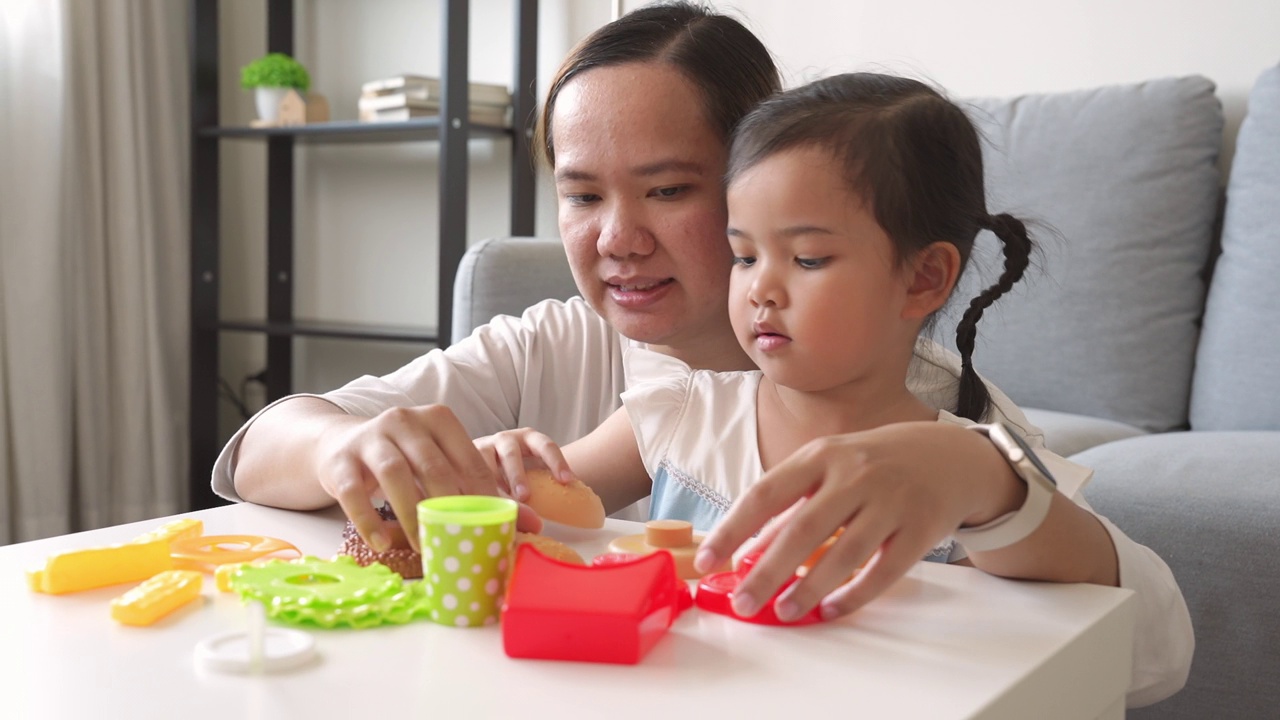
[954,213,1034,421]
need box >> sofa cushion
[1023,407,1147,457]
[941,77,1222,431]
[1189,64,1280,430]
[1073,432,1280,719]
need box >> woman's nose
[596,200,656,259]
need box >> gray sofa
[451,66,1280,717]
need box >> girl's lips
[606,277,675,309]
[754,333,792,352]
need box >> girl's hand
[314,404,540,553]
[473,427,579,502]
[694,422,1019,622]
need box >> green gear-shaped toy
[228,555,431,629]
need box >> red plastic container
[694,552,824,626]
[501,544,692,664]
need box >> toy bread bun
[515,532,585,565]
[524,469,606,529]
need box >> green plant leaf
[240,53,311,91]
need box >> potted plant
[240,53,311,123]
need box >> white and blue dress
[618,347,977,564]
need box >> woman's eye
[732,256,756,267]
[796,257,830,269]
[564,193,600,206]
[650,185,687,199]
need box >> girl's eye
[650,185,687,199]
[732,256,756,267]
[796,257,830,269]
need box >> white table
[0,503,1134,719]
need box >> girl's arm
[695,422,1119,620]
[478,407,652,518]
[563,407,653,516]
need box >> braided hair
[727,73,1034,421]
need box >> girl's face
[551,63,737,360]
[726,145,923,393]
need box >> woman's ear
[902,242,962,319]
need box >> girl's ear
[902,242,962,319]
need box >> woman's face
[551,63,735,356]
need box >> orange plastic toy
[169,535,300,573]
[606,520,727,579]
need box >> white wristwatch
[953,423,1058,553]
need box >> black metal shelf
[201,117,513,144]
[188,0,540,512]
[217,318,439,344]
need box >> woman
[218,11,1189,708]
[222,2,1027,552]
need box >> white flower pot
[254,87,292,123]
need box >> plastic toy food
[169,534,300,573]
[339,514,422,578]
[606,519,727,579]
[523,469,606,528]
[515,531,585,565]
[110,570,204,626]
[27,539,174,595]
[695,552,824,626]
[228,555,430,629]
[502,544,692,664]
[130,518,204,545]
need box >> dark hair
[536,1,780,168]
[727,73,1033,422]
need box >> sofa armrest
[1072,432,1280,719]
[451,237,577,345]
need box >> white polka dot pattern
[418,499,516,629]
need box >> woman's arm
[237,397,502,553]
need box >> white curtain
[0,0,188,543]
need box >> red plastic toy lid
[694,555,823,626]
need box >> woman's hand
[314,404,540,553]
[694,422,1023,622]
[473,427,579,500]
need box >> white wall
[685,0,1277,169]
[214,0,1277,439]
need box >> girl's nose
[597,200,656,259]
[748,263,785,308]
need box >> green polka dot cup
[417,496,517,628]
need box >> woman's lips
[606,277,675,309]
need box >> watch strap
[954,423,1056,553]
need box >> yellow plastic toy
[27,539,174,595]
[111,570,204,626]
[131,518,204,545]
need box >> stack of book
[358,75,512,126]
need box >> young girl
[482,71,1191,706]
